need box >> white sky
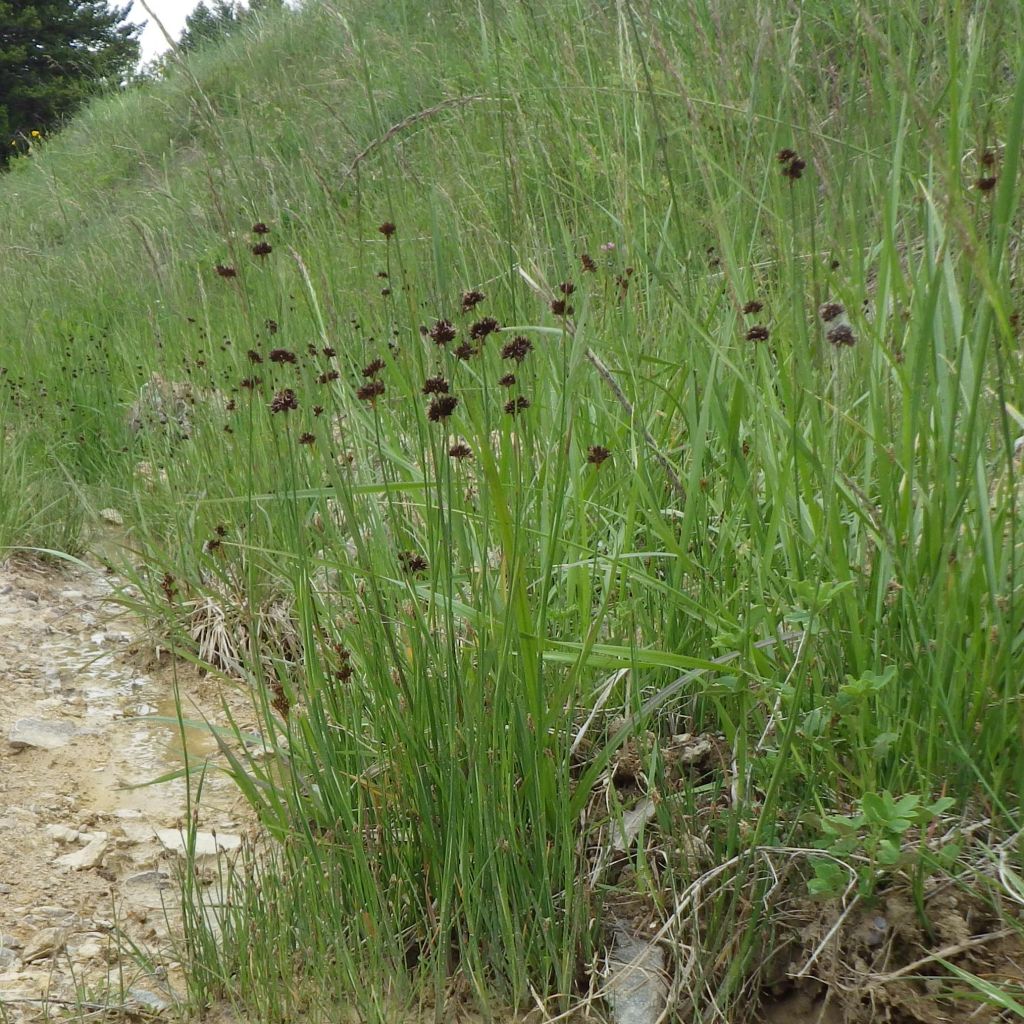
[129,0,204,62]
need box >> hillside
[1,0,1023,1021]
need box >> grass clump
[1,0,1023,1020]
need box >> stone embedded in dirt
[44,824,80,845]
[7,717,79,751]
[21,926,67,963]
[0,947,16,969]
[123,870,170,889]
[129,986,172,1012]
[604,928,668,1024]
[98,507,124,526]
[54,833,108,871]
[156,828,242,860]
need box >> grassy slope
[1,0,1023,1019]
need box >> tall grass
[1,0,1022,1019]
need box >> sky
[129,0,204,62]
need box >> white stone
[55,833,108,870]
[7,718,78,751]
[156,829,241,860]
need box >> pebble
[55,833,108,871]
[21,927,67,963]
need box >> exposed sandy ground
[0,555,250,1021]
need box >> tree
[179,0,283,53]
[0,0,140,165]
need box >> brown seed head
[429,319,457,345]
[745,325,770,342]
[270,388,298,413]
[587,445,611,466]
[422,375,450,395]
[469,317,500,340]
[742,300,763,315]
[819,302,844,322]
[428,395,459,421]
[826,324,856,347]
[461,289,485,312]
[357,379,386,402]
[378,222,396,238]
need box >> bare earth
[0,556,249,1021]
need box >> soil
[0,553,251,1022]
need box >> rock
[8,718,78,751]
[0,948,16,969]
[60,590,86,602]
[123,870,170,889]
[21,927,67,963]
[156,828,241,860]
[72,939,105,962]
[98,507,124,526]
[55,833,108,870]
[0,884,11,895]
[44,824,80,844]
[604,929,668,1024]
[128,987,172,1012]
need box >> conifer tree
[0,0,140,164]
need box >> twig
[863,928,1015,984]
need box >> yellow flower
[30,130,41,138]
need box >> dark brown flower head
[428,395,458,421]
[298,432,316,445]
[448,442,473,460]
[215,264,237,278]
[501,335,533,362]
[827,324,856,347]
[782,155,806,181]
[270,388,298,413]
[269,348,297,364]
[498,373,516,387]
[587,444,611,466]
[819,302,844,322]
[265,318,279,334]
[461,289,485,312]
[580,253,597,272]
[398,550,428,575]
[322,346,336,358]
[252,222,270,234]
[247,349,263,363]
[357,379,386,402]
[239,376,262,390]
[380,287,392,297]
[745,325,770,342]
[251,241,272,257]
[214,523,228,537]
[742,300,763,315]
[376,270,389,279]
[505,396,530,415]
[559,281,576,295]
[422,375,450,395]
[550,298,574,317]
[313,405,324,417]
[454,342,478,361]
[225,398,236,412]
[469,316,500,340]
[429,319,457,345]
[318,369,340,384]
[777,148,797,163]
[981,149,996,167]
[378,222,396,238]
[976,176,998,192]
[362,358,386,378]
[160,572,177,603]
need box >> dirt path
[0,556,249,1021]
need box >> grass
[1,0,1023,1020]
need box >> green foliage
[0,0,1021,1018]
[0,0,139,163]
